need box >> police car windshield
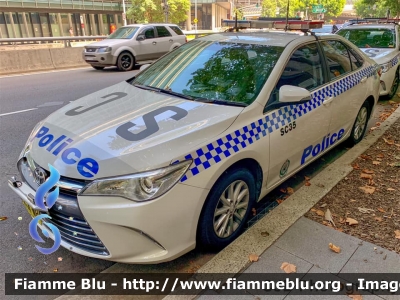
[337,28,396,48]
[133,40,284,106]
[108,26,139,39]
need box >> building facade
[0,0,132,38]
[0,0,236,38]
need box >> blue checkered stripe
[390,54,399,67]
[177,65,376,183]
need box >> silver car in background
[83,24,187,71]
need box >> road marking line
[0,108,38,117]
[0,67,91,79]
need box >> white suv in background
[82,24,187,71]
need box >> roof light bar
[222,18,324,31]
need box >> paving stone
[340,240,400,273]
[339,241,400,300]
[274,217,360,273]
[243,245,313,274]
[285,266,384,300]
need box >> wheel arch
[195,158,263,246]
[114,48,136,63]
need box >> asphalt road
[0,67,397,299]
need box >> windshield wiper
[133,84,195,101]
[194,98,247,107]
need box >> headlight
[380,62,391,73]
[97,47,112,53]
[19,120,45,159]
[80,160,192,201]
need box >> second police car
[9,20,381,263]
[337,19,400,99]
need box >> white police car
[9,20,381,263]
[337,21,400,99]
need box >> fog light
[101,57,105,61]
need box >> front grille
[44,209,109,256]
[18,157,109,256]
[85,48,97,53]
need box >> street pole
[122,0,127,26]
[195,0,197,33]
[235,0,238,32]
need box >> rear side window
[321,40,353,80]
[169,26,184,35]
[156,26,171,37]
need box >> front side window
[268,43,325,104]
[143,28,155,39]
[133,40,284,105]
[156,26,171,37]
[107,26,139,39]
[337,28,396,48]
[321,40,353,80]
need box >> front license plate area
[22,201,43,224]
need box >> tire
[197,168,256,249]
[385,68,399,100]
[117,52,135,71]
[347,100,370,146]
[92,66,104,70]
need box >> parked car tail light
[377,66,382,77]
[185,37,188,43]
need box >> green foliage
[354,0,389,18]
[127,0,190,24]
[261,0,345,18]
[357,0,400,17]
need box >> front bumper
[82,51,116,67]
[9,174,208,263]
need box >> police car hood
[29,81,243,180]
[360,48,398,64]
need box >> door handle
[152,41,157,45]
[360,76,367,83]
[169,39,173,43]
[323,96,334,105]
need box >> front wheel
[197,168,256,249]
[386,68,399,100]
[347,100,370,146]
[117,52,135,71]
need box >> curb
[163,104,400,300]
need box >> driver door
[135,26,159,61]
[266,42,332,189]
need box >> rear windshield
[107,26,139,39]
[169,26,184,35]
[133,40,284,105]
[337,28,396,48]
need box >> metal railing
[0,33,214,46]
[0,36,107,46]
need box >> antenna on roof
[285,0,290,31]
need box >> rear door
[319,39,369,139]
[266,42,332,189]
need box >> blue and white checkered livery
[178,65,377,182]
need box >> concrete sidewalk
[198,217,400,299]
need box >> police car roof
[195,31,324,47]
[344,24,396,29]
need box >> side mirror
[279,85,311,103]
[140,64,151,71]
[137,35,145,41]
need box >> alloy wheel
[353,106,368,140]
[213,180,249,238]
